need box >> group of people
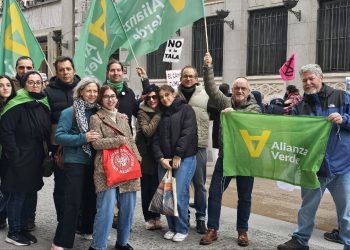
[0,51,348,250]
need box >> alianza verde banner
[0,0,45,76]
[73,0,127,82]
[222,112,332,189]
[117,0,205,62]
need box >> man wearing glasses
[177,65,210,234]
[200,53,261,247]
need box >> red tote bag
[102,145,142,187]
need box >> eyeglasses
[102,95,117,100]
[26,80,43,86]
[233,86,248,92]
[145,95,158,101]
[182,74,195,79]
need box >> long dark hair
[0,74,17,108]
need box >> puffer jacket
[203,65,261,157]
[90,108,141,193]
[293,84,350,177]
[152,97,198,160]
[178,84,210,148]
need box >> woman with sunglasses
[135,84,162,230]
[153,85,198,242]
[0,71,50,246]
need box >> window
[317,0,350,72]
[247,7,288,75]
[147,42,171,79]
[192,16,223,77]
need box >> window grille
[147,42,172,79]
[247,7,288,75]
[192,16,223,77]
[317,0,350,72]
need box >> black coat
[44,75,80,124]
[116,83,138,130]
[153,97,198,160]
[0,101,51,192]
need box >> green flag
[73,0,127,82]
[117,0,205,62]
[222,112,332,189]
[0,0,45,76]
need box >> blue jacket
[55,106,97,166]
[293,84,350,177]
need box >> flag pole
[203,3,209,53]
[44,57,53,76]
[113,3,140,69]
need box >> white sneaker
[163,231,175,240]
[172,233,188,242]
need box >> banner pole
[204,15,209,53]
[113,3,140,69]
[44,57,53,76]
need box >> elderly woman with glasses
[0,71,51,246]
[52,77,101,250]
[89,85,141,250]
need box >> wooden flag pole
[204,16,209,53]
[44,57,53,76]
[113,3,140,70]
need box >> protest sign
[166,69,181,88]
[163,39,184,63]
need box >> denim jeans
[207,157,254,231]
[191,148,207,221]
[91,188,136,250]
[141,173,160,222]
[293,171,350,249]
[7,191,37,234]
[158,156,196,234]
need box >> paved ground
[0,176,342,250]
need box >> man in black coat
[44,56,80,223]
[105,59,137,131]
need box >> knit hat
[142,84,159,95]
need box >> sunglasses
[145,95,158,101]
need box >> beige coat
[90,108,141,193]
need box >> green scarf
[1,89,50,116]
[106,80,124,94]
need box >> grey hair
[299,64,323,79]
[73,76,101,99]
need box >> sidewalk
[0,177,342,250]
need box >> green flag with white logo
[222,112,332,189]
[73,0,127,82]
[117,0,205,62]
[0,0,45,76]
